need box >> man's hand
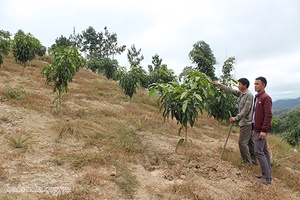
[212,81,221,86]
[259,132,267,139]
[229,117,236,123]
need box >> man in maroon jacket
[253,76,272,184]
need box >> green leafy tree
[31,37,45,57]
[149,71,214,162]
[79,26,103,59]
[0,29,11,66]
[127,44,148,88]
[131,65,148,89]
[207,57,238,123]
[87,59,101,73]
[283,123,300,148]
[207,87,237,122]
[69,27,82,48]
[86,58,118,79]
[119,69,138,102]
[103,26,126,59]
[276,110,300,133]
[42,46,86,114]
[115,66,127,81]
[15,29,25,36]
[271,117,281,134]
[220,57,235,83]
[148,64,177,87]
[99,58,119,79]
[35,44,46,57]
[51,35,73,49]
[178,66,195,82]
[12,31,44,75]
[147,54,176,87]
[148,53,162,72]
[189,41,217,80]
[77,26,126,61]
[127,44,144,67]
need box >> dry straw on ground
[0,55,299,199]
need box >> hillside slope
[0,56,300,200]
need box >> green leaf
[202,89,208,98]
[148,88,156,100]
[182,100,188,113]
[178,126,183,136]
[175,138,185,153]
[194,94,202,101]
[180,91,188,99]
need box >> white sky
[1,0,299,101]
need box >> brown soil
[0,57,299,200]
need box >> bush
[282,123,300,147]
[1,84,28,100]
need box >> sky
[1,0,299,101]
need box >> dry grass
[4,129,34,149]
[54,119,98,140]
[0,56,300,199]
[112,164,139,199]
[267,134,300,191]
[0,160,6,181]
[51,151,107,170]
[41,188,93,200]
[170,181,213,199]
[79,170,109,186]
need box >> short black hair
[238,78,250,88]
[255,76,267,86]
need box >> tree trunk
[185,125,188,164]
[58,91,63,118]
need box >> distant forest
[272,97,300,135]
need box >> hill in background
[272,97,300,118]
[0,56,300,199]
[273,97,300,110]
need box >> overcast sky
[1,0,299,101]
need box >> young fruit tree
[42,46,86,114]
[12,32,43,75]
[119,44,148,101]
[149,71,214,162]
[0,29,11,66]
[208,57,238,125]
[119,69,138,102]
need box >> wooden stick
[220,123,233,159]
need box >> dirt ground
[1,102,300,200]
[0,59,300,199]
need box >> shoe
[261,177,272,185]
[238,162,250,167]
[254,174,263,179]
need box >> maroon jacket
[253,90,272,133]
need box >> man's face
[254,80,265,93]
[238,82,246,92]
